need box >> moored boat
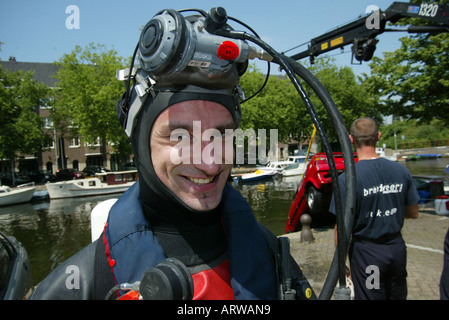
[281,162,306,176]
[259,160,294,173]
[406,153,441,161]
[0,183,36,207]
[234,169,277,183]
[281,155,310,176]
[375,147,398,161]
[46,170,138,199]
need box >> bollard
[300,214,313,243]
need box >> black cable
[216,28,356,299]
[240,62,270,104]
[123,43,139,110]
[282,56,356,299]
[104,285,121,300]
[282,41,309,54]
[227,15,271,104]
[178,8,208,16]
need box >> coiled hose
[219,28,357,299]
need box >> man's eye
[222,130,234,138]
[170,129,190,142]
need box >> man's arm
[405,203,419,219]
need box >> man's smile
[186,176,215,185]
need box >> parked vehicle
[82,166,111,177]
[26,170,56,184]
[0,173,31,187]
[285,152,358,233]
[56,168,86,181]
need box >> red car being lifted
[285,152,358,233]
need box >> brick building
[1,58,128,175]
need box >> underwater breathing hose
[282,57,356,300]
[216,28,357,299]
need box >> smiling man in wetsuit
[29,8,313,300]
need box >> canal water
[1,158,448,284]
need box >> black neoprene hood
[130,62,245,213]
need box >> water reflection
[233,175,302,236]
[0,195,118,283]
[404,158,449,177]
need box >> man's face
[150,100,234,212]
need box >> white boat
[281,162,306,176]
[46,170,138,199]
[234,169,277,182]
[287,155,308,163]
[376,147,398,161]
[259,160,294,173]
[281,155,310,176]
[0,184,36,207]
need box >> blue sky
[0,0,407,76]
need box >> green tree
[305,58,382,140]
[52,43,132,160]
[239,65,300,142]
[0,65,51,182]
[239,58,381,149]
[380,118,449,149]
[364,0,449,124]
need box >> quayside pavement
[282,204,449,300]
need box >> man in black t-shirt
[330,117,419,300]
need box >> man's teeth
[188,177,214,185]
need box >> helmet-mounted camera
[116,7,272,137]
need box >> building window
[72,160,79,171]
[85,137,102,147]
[43,117,53,128]
[39,97,52,109]
[68,136,80,148]
[43,138,55,149]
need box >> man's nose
[192,139,223,174]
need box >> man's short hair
[350,117,378,147]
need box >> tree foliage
[52,43,131,157]
[239,65,299,142]
[239,58,381,147]
[304,58,382,140]
[364,0,449,124]
[380,118,449,149]
[0,65,51,169]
